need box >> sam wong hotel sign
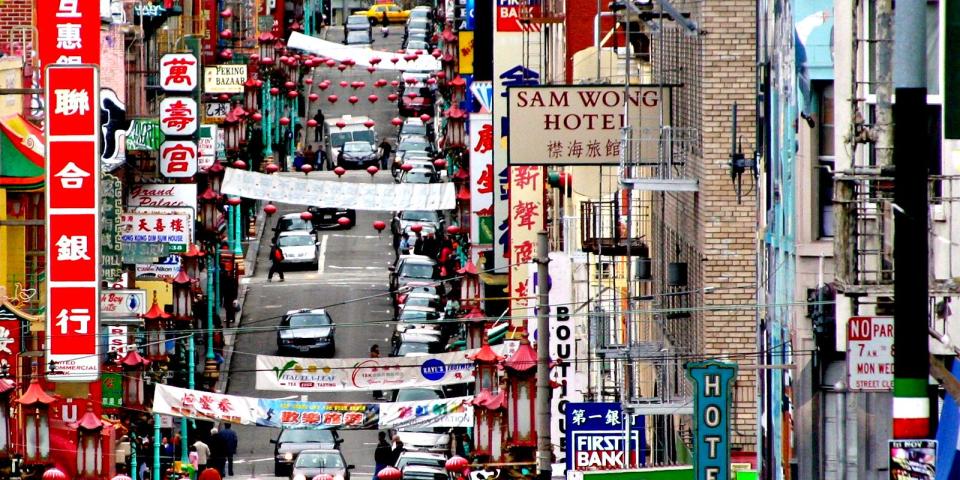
[507,85,669,165]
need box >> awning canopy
[0,114,44,191]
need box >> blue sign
[465,0,475,30]
[421,358,447,381]
[565,402,646,471]
[686,361,737,480]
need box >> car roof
[398,451,447,460]
[403,465,447,473]
[402,118,425,126]
[297,448,342,455]
[285,308,327,316]
[400,333,441,343]
[401,256,437,265]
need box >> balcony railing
[580,199,650,256]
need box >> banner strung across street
[255,349,488,392]
[152,384,263,425]
[378,396,474,429]
[222,168,456,211]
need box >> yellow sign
[203,65,248,94]
[135,279,173,308]
[458,31,474,75]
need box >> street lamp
[503,333,538,448]
[449,75,467,106]
[75,404,104,479]
[471,390,506,459]
[467,337,503,392]
[171,267,194,321]
[444,105,467,149]
[18,377,55,462]
[142,294,171,361]
[180,243,205,282]
[207,159,226,191]
[119,350,151,407]
[200,186,222,234]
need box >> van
[322,115,377,169]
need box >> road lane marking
[328,265,383,270]
[317,234,329,274]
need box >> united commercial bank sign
[507,85,669,165]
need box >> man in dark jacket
[268,244,285,282]
[208,428,226,475]
[219,424,238,476]
[378,139,392,170]
[390,436,405,466]
[313,110,325,142]
[373,431,392,477]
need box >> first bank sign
[686,361,737,480]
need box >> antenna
[728,102,756,204]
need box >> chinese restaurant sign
[565,402,646,471]
[37,0,101,68]
[686,361,737,480]
[45,64,101,382]
[120,213,191,253]
[508,165,544,315]
[128,183,198,211]
[507,85,669,165]
[159,97,199,136]
[469,114,494,262]
[159,53,199,92]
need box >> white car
[276,231,320,268]
[396,427,451,454]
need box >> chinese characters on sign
[159,54,199,92]
[120,213,192,253]
[565,402,646,471]
[508,165,544,314]
[159,97,199,136]
[37,0,101,68]
[44,65,100,382]
[203,65,248,94]
[159,140,199,177]
[469,115,494,263]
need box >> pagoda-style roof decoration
[467,338,504,364]
[472,389,506,410]
[119,350,151,368]
[503,333,537,373]
[0,378,15,395]
[18,378,56,407]
[180,243,205,258]
[142,293,171,320]
[171,268,193,285]
[75,404,104,431]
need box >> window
[817,82,835,238]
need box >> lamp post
[503,334,538,448]
[75,404,104,479]
[18,376,55,463]
[119,350,150,407]
[258,32,277,162]
[444,105,467,149]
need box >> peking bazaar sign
[45,64,101,382]
[37,0,101,68]
[507,85,670,165]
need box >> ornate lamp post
[0,373,14,453]
[441,26,458,82]
[119,350,150,407]
[180,243,205,282]
[142,294,171,361]
[74,404,104,479]
[471,389,506,460]
[200,187,222,234]
[258,31,277,162]
[449,75,467,106]
[18,377,56,463]
[503,333,538,448]
[444,105,467,150]
[171,268,194,322]
[207,159,226,191]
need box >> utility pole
[536,230,552,480]
[891,0,930,439]
[874,0,894,168]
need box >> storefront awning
[0,114,44,191]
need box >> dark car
[400,169,438,184]
[345,29,374,46]
[272,429,343,477]
[392,210,445,237]
[400,93,433,117]
[308,206,357,229]
[338,141,379,169]
[273,213,317,242]
[390,255,439,292]
[277,308,336,357]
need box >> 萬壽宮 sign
[686,360,737,480]
[128,183,198,211]
[44,64,101,382]
[507,85,669,165]
[159,97,199,136]
[203,65,248,94]
[847,316,894,391]
[159,53,198,92]
[159,140,199,178]
[565,402,646,471]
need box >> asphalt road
[224,24,408,479]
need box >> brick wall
[0,0,31,38]
[650,0,759,451]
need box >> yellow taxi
[362,3,410,24]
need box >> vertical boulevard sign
[45,64,101,382]
[847,316,894,391]
[507,85,669,165]
[687,360,737,480]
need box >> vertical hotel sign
[45,65,101,382]
[686,361,737,480]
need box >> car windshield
[344,142,372,153]
[402,472,448,480]
[288,313,332,328]
[401,123,427,136]
[279,235,315,247]
[407,41,429,50]
[396,456,445,469]
[347,16,367,25]
[400,211,439,222]
[397,342,431,356]
[408,19,430,29]
[397,388,442,402]
[405,297,435,308]
[409,10,429,19]
[400,139,430,151]
[399,310,440,322]
[294,452,344,468]
[279,217,312,232]
[400,262,434,278]
[279,429,335,444]
[347,31,371,43]
[403,172,434,184]
[331,130,375,147]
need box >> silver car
[277,231,320,269]
[290,449,353,480]
[277,308,336,357]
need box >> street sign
[105,325,128,354]
[45,64,101,382]
[159,53,198,92]
[100,289,146,318]
[159,140,199,177]
[37,0,101,68]
[159,97,199,136]
[203,65,247,94]
[565,403,646,471]
[687,360,737,480]
[120,213,192,252]
[847,316,894,391]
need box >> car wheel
[274,463,283,477]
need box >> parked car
[395,451,448,470]
[345,28,374,46]
[362,3,410,24]
[273,212,316,242]
[400,292,443,310]
[408,6,433,21]
[290,449,354,480]
[394,387,445,403]
[404,17,432,39]
[397,135,434,156]
[396,427,451,454]
[277,308,336,356]
[323,116,377,169]
[398,117,432,141]
[308,206,357,229]
[392,210,445,237]
[272,429,343,477]
[400,465,452,480]
[275,231,321,269]
[390,255,439,291]
[337,141,380,169]
[345,14,373,34]
[404,39,431,54]
[400,169,439,184]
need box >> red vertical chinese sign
[36,0,101,68]
[45,65,101,382]
[508,165,545,319]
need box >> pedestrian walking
[378,139,393,170]
[268,243,285,282]
[398,233,411,255]
[193,438,211,473]
[220,424,238,476]
[390,436,405,467]
[208,428,226,475]
[313,111,325,142]
[381,23,390,38]
[305,144,318,169]
[373,431,392,479]
[159,437,174,475]
[189,446,199,473]
[370,344,384,400]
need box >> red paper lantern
[232,159,247,169]
[420,114,432,122]
[318,83,329,91]
[410,224,423,233]
[401,163,414,172]
[406,92,418,99]
[388,93,399,102]
[279,117,291,126]
[445,455,469,473]
[367,165,380,176]
[370,57,382,65]
[426,77,437,85]
[265,163,280,173]
[334,166,346,177]
[368,94,379,103]
[300,211,313,221]
[326,59,337,67]
[343,59,356,66]
[328,94,339,103]
[391,117,403,126]
[348,96,359,104]
[261,56,275,66]
[433,158,447,169]
[301,164,314,174]
[220,49,233,60]
[390,57,400,64]
[305,77,314,85]
[287,90,298,98]
[339,80,349,87]
[364,120,376,128]
[377,467,401,480]
[227,196,242,206]
[309,93,320,101]
[218,93,231,101]
[446,225,461,236]
[269,87,280,95]
[373,220,386,232]
[367,66,377,73]
[338,64,347,71]
[336,121,347,128]
[285,81,295,89]
[252,112,263,121]
[254,79,263,87]
[307,119,318,127]
[391,80,400,87]
[436,71,446,80]
[337,216,352,227]
[220,7,233,17]
[263,204,278,215]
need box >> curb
[215,207,268,394]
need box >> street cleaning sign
[565,402,646,471]
[847,316,894,391]
[686,361,737,480]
